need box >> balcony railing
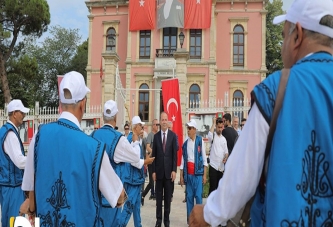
[156,49,176,58]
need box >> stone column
[174,49,189,137]
[260,9,268,80]
[101,52,120,106]
[86,15,94,107]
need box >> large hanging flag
[161,78,183,166]
[184,0,212,29]
[129,0,156,31]
[157,0,184,29]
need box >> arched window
[138,84,149,121]
[233,90,244,119]
[233,25,244,66]
[106,28,116,51]
[189,84,201,108]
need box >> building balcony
[155,48,176,58]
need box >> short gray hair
[289,15,333,48]
[103,115,115,122]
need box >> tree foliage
[25,26,83,107]
[266,0,284,75]
[0,0,50,103]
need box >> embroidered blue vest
[34,119,105,227]
[91,124,126,207]
[0,123,24,186]
[124,133,144,185]
[182,136,204,183]
[250,52,333,226]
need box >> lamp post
[179,31,185,48]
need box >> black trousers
[209,165,224,195]
[142,164,155,197]
[155,175,173,226]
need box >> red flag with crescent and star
[161,78,183,166]
[129,0,156,31]
[184,0,212,29]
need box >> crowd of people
[1,0,333,226]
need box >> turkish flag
[161,78,183,166]
[184,0,212,29]
[129,0,156,31]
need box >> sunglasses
[125,128,129,130]
[154,124,160,126]
[187,126,194,130]
[240,124,244,127]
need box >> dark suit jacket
[152,130,177,180]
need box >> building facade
[85,0,267,131]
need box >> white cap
[59,71,91,104]
[7,99,30,113]
[186,119,198,130]
[104,100,118,117]
[273,0,333,38]
[132,116,145,125]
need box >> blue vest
[124,133,144,185]
[0,122,24,186]
[34,119,105,227]
[250,52,333,226]
[182,136,204,183]
[91,125,126,207]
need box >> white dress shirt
[207,131,228,172]
[3,120,26,169]
[22,112,123,208]
[103,124,144,169]
[203,103,268,227]
[180,137,208,170]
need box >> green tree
[266,0,284,75]
[0,0,50,103]
[69,39,88,82]
[25,26,82,107]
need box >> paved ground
[128,182,206,227]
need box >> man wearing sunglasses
[180,119,208,225]
[142,119,159,203]
[123,123,131,138]
[0,99,29,225]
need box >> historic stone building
[85,0,267,130]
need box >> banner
[157,0,184,29]
[129,0,156,31]
[184,0,212,29]
[161,78,183,166]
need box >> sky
[41,0,293,43]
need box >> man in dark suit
[152,112,178,227]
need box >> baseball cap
[132,116,145,125]
[7,99,30,113]
[186,119,198,130]
[59,71,91,104]
[104,100,118,117]
[273,0,333,38]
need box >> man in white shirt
[189,0,333,226]
[91,100,154,226]
[208,117,228,195]
[180,119,208,224]
[0,99,29,226]
[20,71,126,226]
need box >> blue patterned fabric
[34,119,105,227]
[250,52,333,226]
[0,123,24,186]
[182,136,204,183]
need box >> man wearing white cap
[114,115,154,227]
[0,99,29,226]
[91,100,154,226]
[21,71,126,226]
[179,119,208,225]
[190,0,333,226]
